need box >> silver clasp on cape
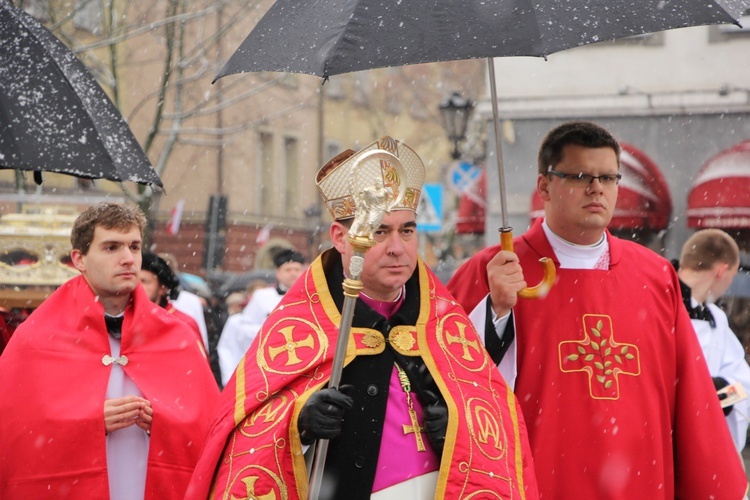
[102,354,129,366]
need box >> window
[326,141,342,163]
[385,70,403,115]
[73,0,103,35]
[282,136,299,216]
[257,132,274,214]
[280,73,298,89]
[353,73,372,106]
[325,76,345,100]
[22,0,48,21]
[409,101,428,120]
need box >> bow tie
[688,303,716,328]
[104,315,124,339]
[676,274,716,328]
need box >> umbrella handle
[500,228,555,299]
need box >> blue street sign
[417,184,443,233]
[448,161,481,195]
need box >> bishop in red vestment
[187,250,538,499]
[188,136,538,499]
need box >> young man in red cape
[447,121,748,498]
[0,202,220,499]
[186,137,538,500]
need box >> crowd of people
[0,122,748,499]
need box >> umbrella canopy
[216,0,749,228]
[0,2,162,188]
[217,0,748,80]
[687,139,750,229]
[216,0,750,303]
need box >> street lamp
[439,91,475,160]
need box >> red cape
[0,275,220,498]
[187,251,538,499]
[168,302,206,354]
[448,219,748,497]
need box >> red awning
[687,139,750,229]
[530,142,672,230]
[456,169,486,234]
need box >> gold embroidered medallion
[558,314,641,400]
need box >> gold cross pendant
[402,407,426,452]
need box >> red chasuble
[0,275,220,499]
[447,219,749,498]
[186,251,538,500]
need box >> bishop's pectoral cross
[402,407,426,452]
[396,363,426,452]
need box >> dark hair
[537,121,621,175]
[273,248,305,268]
[71,203,147,255]
[141,252,181,300]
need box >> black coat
[317,251,441,500]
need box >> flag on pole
[166,199,185,235]
[256,224,274,246]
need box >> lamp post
[432,92,475,265]
[439,91,475,160]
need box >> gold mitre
[316,136,426,221]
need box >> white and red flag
[166,199,185,235]
[256,223,274,247]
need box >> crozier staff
[187,136,539,500]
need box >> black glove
[421,390,448,456]
[298,386,354,445]
[713,377,733,416]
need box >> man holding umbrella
[448,121,748,498]
[187,137,538,500]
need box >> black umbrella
[216,0,747,81]
[0,2,162,188]
[216,0,749,295]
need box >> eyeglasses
[547,168,621,187]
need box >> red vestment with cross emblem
[448,219,748,498]
[186,249,538,500]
